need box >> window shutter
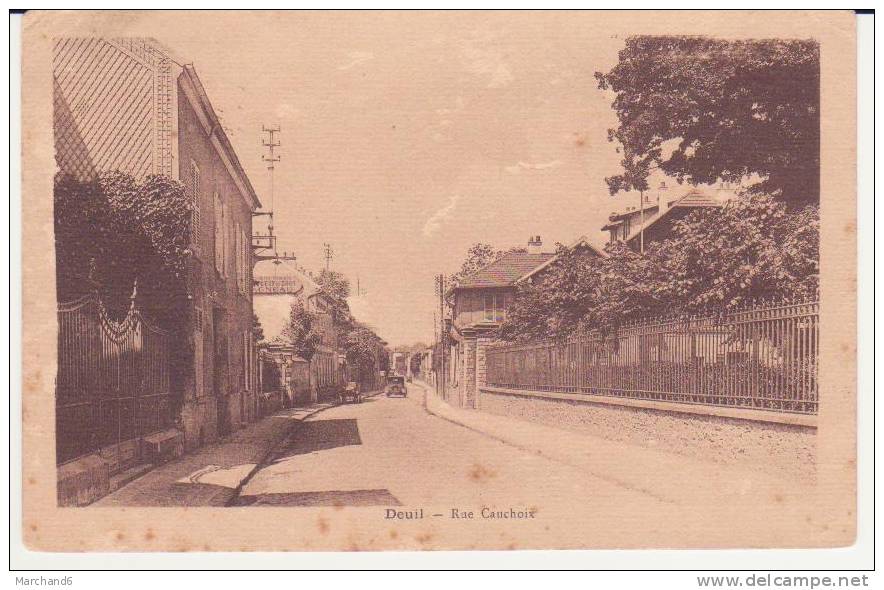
[243,331,250,390]
[194,329,204,398]
[221,198,227,277]
[223,201,229,277]
[189,162,201,253]
[214,193,222,273]
[234,223,241,291]
[243,228,249,293]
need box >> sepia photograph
[15,8,863,561]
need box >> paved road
[234,384,669,513]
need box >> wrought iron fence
[56,287,173,465]
[485,301,819,414]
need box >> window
[223,200,230,277]
[483,292,505,322]
[194,332,204,399]
[188,161,201,252]
[242,227,250,293]
[234,222,242,291]
[242,331,250,390]
[214,192,224,274]
[235,223,249,294]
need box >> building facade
[253,261,347,405]
[176,64,261,446]
[445,236,606,408]
[445,237,555,408]
[53,38,261,457]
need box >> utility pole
[323,243,333,271]
[261,125,281,231]
[252,125,295,265]
[433,310,438,390]
[639,189,645,254]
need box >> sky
[143,11,665,347]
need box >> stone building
[53,38,261,454]
[253,261,347,405]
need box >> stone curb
[417,381,815,508]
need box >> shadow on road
[270,419,362,463]
[338,396,379,405]
[234,488,402,507]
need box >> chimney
[658,180,669,209]
[527,235,543,254]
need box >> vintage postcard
[20,10,857,552]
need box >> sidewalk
[94,401,337,507]
[417,381,815,510]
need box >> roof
[517,236,607,283]
[179,65,262,210]
[670,188,723,209]
[624,188,725,245]
[454,251,556,290]
[601,204,662,231]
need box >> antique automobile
[385,375,407,397]
[339,381,363,404]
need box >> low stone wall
[57,454,110,507]
[478,387,817,482]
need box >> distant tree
[448,243,499,289]
[317,268,351,302]
[343,325,380,367]
[252,312,265,343]
[595,36,819,207]
[448,243,530,290]
[282,300,323,361]
[341,322,388,383]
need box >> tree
[341,322,388,384]
[317,268,351,302]
[282,300,323,362]
[499,196,819,342]
[595,36,819,207]
[498,246,619,342]
[448,243,529,290]
[449,243,499,288]
[252,313,265,343]
[54,171,192,326]
[646,195,819,310]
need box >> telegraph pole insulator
[251,125,297,266]
[323,243,334,271]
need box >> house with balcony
[444,235,604,408]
